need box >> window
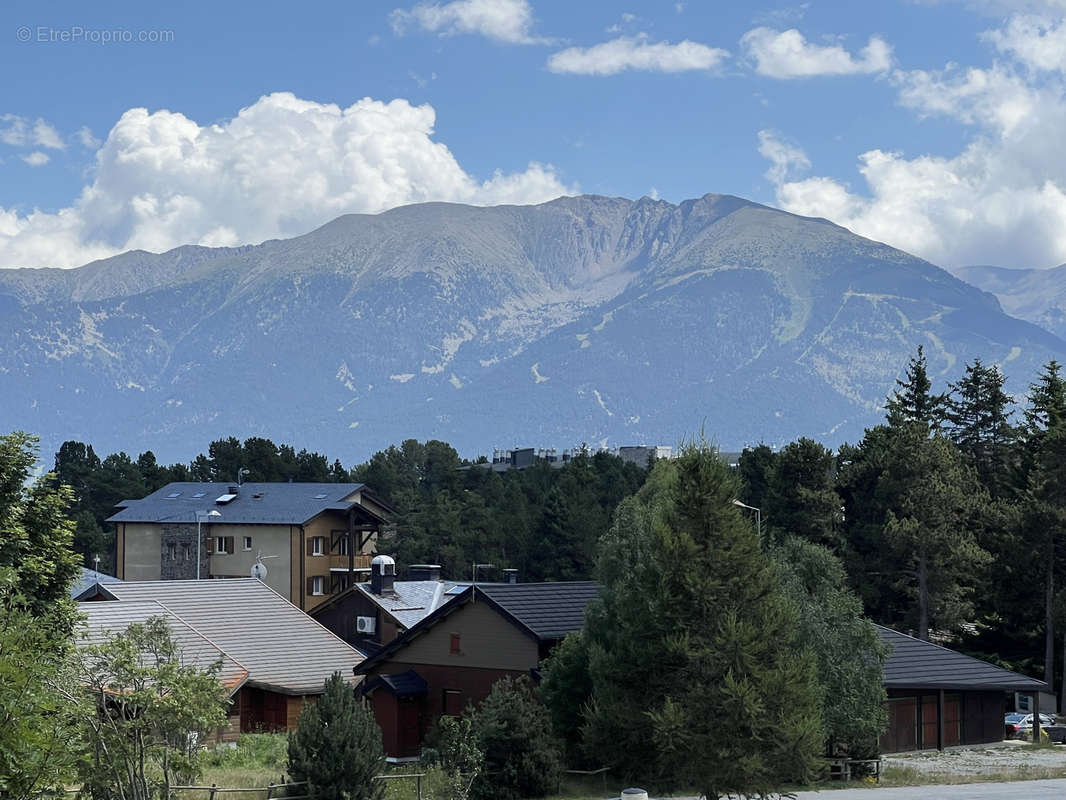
[449,633,461,655]
[337,536,349,556]
[443,690,463,716]
[166,491,182,499]
[216,536,230,555]
[167,542,177,561]
[312,576,325,595]
[243,536,253,551]
[312,537,325,556]
[192,491,206,498]
[182,544,191,562]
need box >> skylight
[166,492,182,499]
[192,492,206,498]
[314,493,328,499]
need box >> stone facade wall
[160,523,210,580]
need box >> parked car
[1005,712,1056,739]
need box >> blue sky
[3,0,1066,270]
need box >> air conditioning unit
[356,616,376,635]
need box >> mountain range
[953,264,1066,342]
[2,193,1064,464]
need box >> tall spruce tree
[946,359,1016,498]
[765,438,842,550]
[1018,361,1066,687]
[288,673,385,800]
[583,443,823,797]
[885,345,948,433]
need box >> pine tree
[287,673,385,800]
[584,443,824,797]
[765,438,842,550]
[886,345,948,433]
[470,676,563,800]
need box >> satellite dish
[250,549,277,580]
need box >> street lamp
[732,499,763,541]
[195,509,222,580]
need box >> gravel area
[884,740,1066,777]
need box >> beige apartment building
[108,481,391,611]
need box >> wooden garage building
[878,625,1048,753]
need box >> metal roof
[355,581,461,629]
[477,582,600,640]
[92,579,364,695]
[878,625,1048,691]
[363,670,428,697]
[78,600,249,693]
[71,567,122,599]
[106,482,369,526]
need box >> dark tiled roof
[71,567,122,598]
[106,482,367,525]
[93,579,364,695]
[478,582,600,640]
[363,670,428,697]
[879,625,1048,691]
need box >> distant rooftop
[71,566,122,599]
[106,481,381,526]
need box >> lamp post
[732,499,762,541]
[195,509,222,580]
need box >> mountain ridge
[1,193,1062,463]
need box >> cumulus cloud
[760,23,1066,269]
[76,125,101,149]
[21,151,50,167]
[983,15,1066,72]
[741,27,893,78]
[390,0,546,44]
[0,92,574,269]
[547,34,729,75]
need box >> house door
[881,697,918,753]
[398,698,422,757]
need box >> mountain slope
[1,194,1062,463]
[954,264,1066,341]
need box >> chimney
[370,555,396,595]
[408,564,442,581]
[502,568,518,584]
[227,485,239,495]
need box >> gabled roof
[89,579,364,695]
[878,625,1048,691]
[71,567,122,599]
[311,580,462,630]
[355,582,600,675]
[78,600,249,694]
[106,482,384,526]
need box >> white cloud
[76,125,101,149]
[1,115,68,149]
[390,0,546,44]
[21,151,50,167]
[32,119,65,150]
[548,34,729,76]
[761,46,1066,268]
[0,92,574,269]
[983,15,1066,72]
[758,130,810,184]
[741,27,893,78]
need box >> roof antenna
[236,467,250,486]
[250,549,279,580]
